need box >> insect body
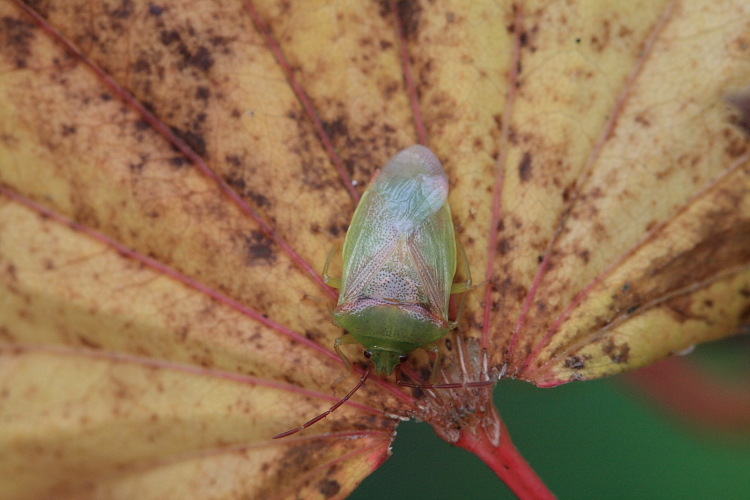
[274,145,469,439]
[326,144,469,376]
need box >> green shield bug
[274,145,471,438]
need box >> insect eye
[399,355,408,363]
[363,350,372,359]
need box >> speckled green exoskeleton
[274,145,470,438]
[324,144,471,376]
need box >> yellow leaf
[0,0,749,498]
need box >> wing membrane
[339,189,456,319]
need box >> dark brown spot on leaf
[243,231,276,265]
[189,46,213,71]
[160,29,180,46]
[739,304,750,323]
[4,263,17,282]
[322,117,347,140]
[1,16,36,69]
[497,238,512,255]
[665,295,709,324]
[579,249,590,264]
[170,126,206,157]
[564,356,585,369]
[602,339,630,364]
[726,89,750,136]
[195,86,210,100]
[634,114,651,127]
[396,0,422,41]
[317,479,341,498]
[107,0,135,19]
[225,155,242,167]
[590,19,611,52]
[247,191,270,208]
[653,221,750,292]
[133,56,150,73]
[225,175,245,191]
[78,336,102,350]
[518,152,532,182]
[169,157,186,168]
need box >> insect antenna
[273,368,371,439]
[396,376,494,390]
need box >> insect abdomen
[334,297,450,352]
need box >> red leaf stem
[455,420,555,500]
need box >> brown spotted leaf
[0,0,749,499]
[479,1,750,386]
[0,0,402,498]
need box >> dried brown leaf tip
[726,88,750,135]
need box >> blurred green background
[350,339,750,499]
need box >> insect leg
[333,334,360,367]
[398,337,497,389]
[331,334,360,390]
[326,301,341,327]
[399,339,494,388]
[422,342,441,383]
[449,240,472,294]
[322,247,342,289]
[397,378,495,389]
[451,292,468,330]
[273,368,371,439]
[449,241,473,326]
